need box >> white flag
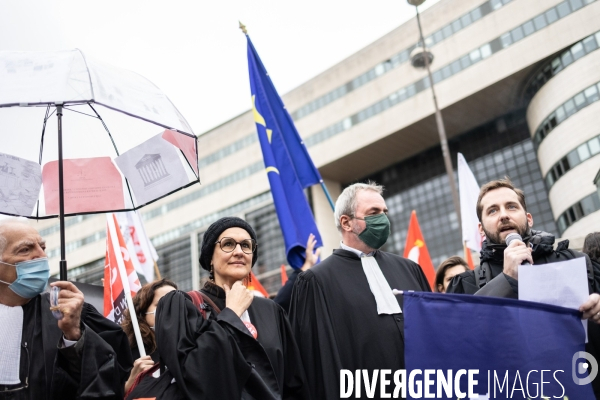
[458,153,482,252]
[115,211,158,282]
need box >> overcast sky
[1,0,440,135]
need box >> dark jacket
[447,230,591,297]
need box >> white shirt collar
[340,241,375,257]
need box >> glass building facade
[68,109,557,294]
[365,108,557,267]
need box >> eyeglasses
[215,238,257,254]
[0,342,29,393]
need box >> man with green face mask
[289,181,431,400]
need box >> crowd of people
[0,178,599,399]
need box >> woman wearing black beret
[155,217,310,400]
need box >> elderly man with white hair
[289,181,431,400]
[0,219,132,399]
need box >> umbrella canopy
[0,49,200,278]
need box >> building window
[557,192,600,235]
[544,133,600,190]
[533,81,600,148]
[363,110,556,267]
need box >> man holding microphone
[447,178,600,318]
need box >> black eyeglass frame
[214,238,257,254]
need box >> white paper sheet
[519,257,589,340]
[0,152,42,216]
[115,133,188,205]
[519,258,588,309]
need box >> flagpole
[107,214,146,357]
[320,181,335,211]
[153,261,162,280]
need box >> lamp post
[407,0,462,228]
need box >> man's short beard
[483,220,529,245]
[350,220,370,248]
[350,220,362,235]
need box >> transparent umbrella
[0,49,200,279]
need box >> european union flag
[245,34,323,268]
[404,292,594,399]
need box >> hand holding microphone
[503,232,533,279]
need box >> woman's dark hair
[434,256,469,292]
[121,278,177,354]
[583,232,600,262]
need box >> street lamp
[407,0,462,228]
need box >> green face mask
[356,213,390,249]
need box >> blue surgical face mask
[0,258,51,299]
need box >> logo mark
[572,351,598,385]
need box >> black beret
[199,217,258,271]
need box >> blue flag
[245,35,323,268]
[404,292,594,399]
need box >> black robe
[201,282,310,400]
[289,249,431,400]
[0,293,133,399]
[156,290,289,400]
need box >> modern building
[34,0,600,294]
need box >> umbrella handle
[56,103,68,281]
[49,286,64,320]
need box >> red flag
[247,271,269,298]
[104,214,142,324]
[403,210,435,288]
[280,265,288,286]
[463,241,475,270]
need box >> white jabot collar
[0,303,23,385]
[340,242,401,315]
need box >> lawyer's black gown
[201,282,310,400]
[289,249,431,400]
[156,288,309,400]
[0,293,133,399]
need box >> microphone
[505,232,523,246]
[505,232,531,265]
